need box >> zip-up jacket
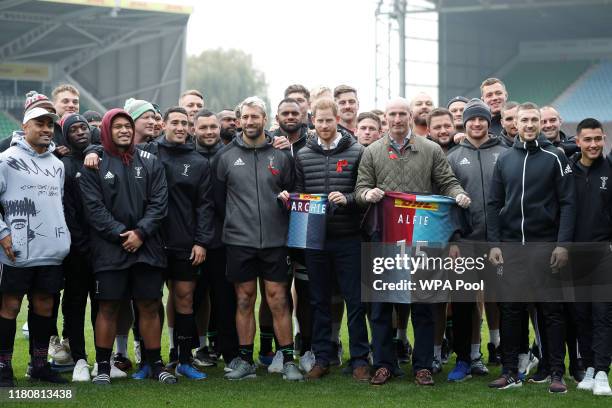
[61,146,89,254]
[140,136,214,257]
[551,130,579,158]
[272,124,312,156]
[196,139,226,249]
[498,129,515,148]
[79,148,168,273]
[570,153,612,242]
[295,133,364,239]
[486,135,575,243]
[214,133,294,249]
[489,114,502,137]
[447,136,507,241]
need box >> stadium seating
[554,60,612,122]
[502,60,592,107]
[0,111,19,140]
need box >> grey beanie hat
[462,98,491,128]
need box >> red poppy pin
[336,159,348,173]
[388,148,398,160]
[268,156,280,176]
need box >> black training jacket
[552,131,579,158]
[294,133,364,239]
[195,139,225,249]
[570,153,612,242]
[486,135,575,243]
[489,114,502,137]
[447,136,508,241]
[213,133,294,249]
[140,136,214,257]
[79,149,168,272]
[62,148,89,254]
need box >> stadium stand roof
[0,0,191,113]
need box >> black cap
[446,96,469,109]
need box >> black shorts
[0,264,64,295]
[165,255,200,282]
[94,263,163,300]
[226,246,290,283]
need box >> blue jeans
[305,238,369,368]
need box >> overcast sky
[148,0,438,110]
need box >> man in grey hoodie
[0,107,71,387]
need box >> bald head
[410,92,434,127]
[385,97,412,141]
[540,106,563,141]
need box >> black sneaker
[193,347,217,368]
[488,372,522,389]
[487,343,501,366]
[0,363,15,387]
[529,366,550,383]
[30,364,68,384]
[151,362,177,384]
[549,372,567,393]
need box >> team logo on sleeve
[564,164,572,175]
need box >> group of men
[0,79,610,398]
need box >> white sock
[470,344,481,361]
[396,329,408,343]
[169,327,175,349]
[434,345,442,360]
[199,336,207,348]
[115,335,128,356]
[489,330,500,347]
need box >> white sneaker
[72,359,91,382]
[48,336,72,364]
[267,351,284,374]
[91,362,127,379]
[299,351,315,373]
[577,367,595,391]
[593,371,612,396]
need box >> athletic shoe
[49,359,75,372]
[294,332,302,356]
[223,357,242,373]
[0,362,15,387]
[92,362,127,378]
[299,350,315,373]
[488,372,522,389]
[267,351,284,373]
[48,336,71,365]
[528,366,550,384]
[72,359,91,382]
[113,353,132,372]
[91,373,111,385]
[132,363,151,380]
[593,370,612,396]
[22,322,29,340]
[282,361,304,381]
[166,348,178,370]
[151,364,177,384]
[193,346,217,368]
[448,360,472,382]
[577,367,595,391]
[415,369,434,386]
[570,362,586,384]
[30,364,68,384]
[470,356,489,376]
[258,351,275,367]
[518,353,529,380]
[487,342,501,366]
[441,338,450,364]
[176,363,207,380]
[330,341,343,366]
[549,372,567,394]
[431,356,442,374]
[395,339,410,364]
[224,359,257,380]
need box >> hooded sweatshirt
[486,135,575,243]
[78,109,168,272]
[0,136,71,266]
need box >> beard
[220,127,236,143]
[279,121,302,134]
[414,114,428,127]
